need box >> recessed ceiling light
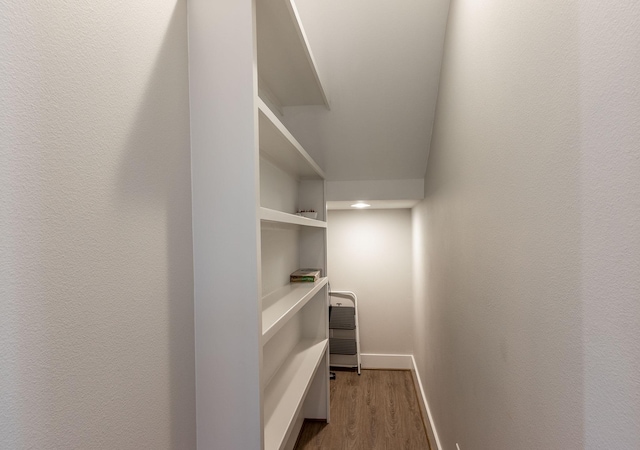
[350,202,371,209]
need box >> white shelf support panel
[260,207,327,228]
[256,0,329,108]
[188,0,263,448]
[264,339,329,450]
[258,99,325,180]
[262,278,329,343]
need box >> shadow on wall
[118,1,195,448]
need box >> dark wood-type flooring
[295,369,431,450]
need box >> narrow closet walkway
[295,370,431,450]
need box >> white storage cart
[328,290,362,375]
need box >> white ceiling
[281,0,451,183]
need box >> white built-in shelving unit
[189,0,330,449]
[256,0,330,110]
[263,339,328,449]
[259,95,329,450]
[260,207,327,229]
[262,277,328,342]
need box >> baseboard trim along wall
[360,353,413,370]
[410,355,442,450]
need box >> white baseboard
[411,355,442,450]
[360,353,413,370]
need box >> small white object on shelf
[297,211,317,219]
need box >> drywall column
[188,1,263,449]
[1,1,195,448]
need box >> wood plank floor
[295,369,431,450]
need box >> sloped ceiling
[281,0,451,182]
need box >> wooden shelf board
[262,278,329,343]
[264,339,328,450]
[256,0,329,108]
[258,99,325,180]
[260,207,327,228]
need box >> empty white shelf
[260,207,327,228]
[256,0,329,108]
[258,99,325,180]
[264,339,328,450]
[262,278,329,343]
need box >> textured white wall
[328,209,413,355]
[0,1,196,448]
[413,1,640,449]
[578,3,640,447]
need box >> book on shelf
[290,268,322,283]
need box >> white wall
[0,1,196,448]
[326,179,424,202]
[328,209,413,355]
[280,0,450,181]
[413,1,640,449]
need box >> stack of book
[290,268,322,283]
